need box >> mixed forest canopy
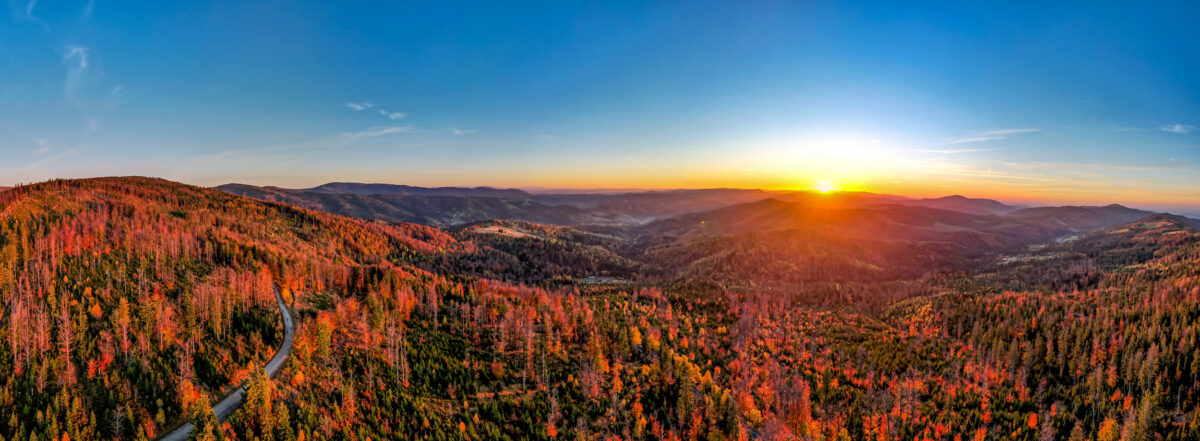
[0,177,1198,440]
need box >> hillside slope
[304,182,534,199]
[6,177,1200,441]
[219,184,605,226]
[1004,204,1154,231]
[632,198,1144,252]
[0,177,470,439]
[218,183,778,226]
[0,177,756,441]
[618,198,1183,293]
[890,194,1021,215]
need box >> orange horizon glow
[402,168,1197,210]
[157,127,1199,212]
[209,168,1195,211]
[254,172,1197,211]
[17,169,1187,213]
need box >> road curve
[158,283,295,441]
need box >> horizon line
[5,175,1200,217]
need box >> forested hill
[216,183,778,226]
[0,177,474,439]
[5,177,1200,441]
[0,177,755,441]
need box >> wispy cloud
[62,45,90,103]
[190,150,235,161]
[452,128,476,135]
[343,126,411,137]
[11,0,48,29]
[63,45,89,67]
[951,128,1039,144]
[1001,160,1185,172]
[914,148,990,154]
[80,0,94,20]
[23,145,84,170]
[1162,124,1196,134]
[93,84,130,114]
[32,138,50,155]
[949,136,1003,144]
[979,128,1039,136]
[379,109,406,120]
[345,100,374,111]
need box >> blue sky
[2,1,1198,211]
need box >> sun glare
[815,179,835,193]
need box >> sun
[815,179,836,193]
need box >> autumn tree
[243,364,274,440]
[187,398,224,441]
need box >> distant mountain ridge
[218,183,777,226]
[304,182,535,199]
[217,182,1185,235]
[216,183,594,225]
[622,199,1193,289]
[1005,204,1156,232]
[1124,212,1200,231]
[627,198,1181,263]
[890,194,1022,215]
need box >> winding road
[158,283,295,441]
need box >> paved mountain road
[158,284,295,441]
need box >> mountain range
[217,182,1032,227]
[212,181,1195,294]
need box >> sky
[1,1,1198,212]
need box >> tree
[243,364,274,440]
[1067,424,1086,441]
[1097,417,1120,441]
[1123,395,1160,441]
[315,317,333,363]
[187,398,224,441]
[57,305,76,387]
[273,404,295,441]
[116,297,131,353]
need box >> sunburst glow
[815,179,836,193]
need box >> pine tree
[244,364,274,440]
[187,398,224,441]
[273,404,294,441]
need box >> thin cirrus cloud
[1161,124,1196,134]
[342,126,411,137]
[379,109,406,120]
[13,0,49,30]
[951,128,1039,144]
[914,148,989,154]
[452,128,476,135]
[345,101,406,120]
[345,100,373,111]
[62,45,90,102]
[32,138,51,155]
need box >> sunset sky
[2,1,1198,212]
